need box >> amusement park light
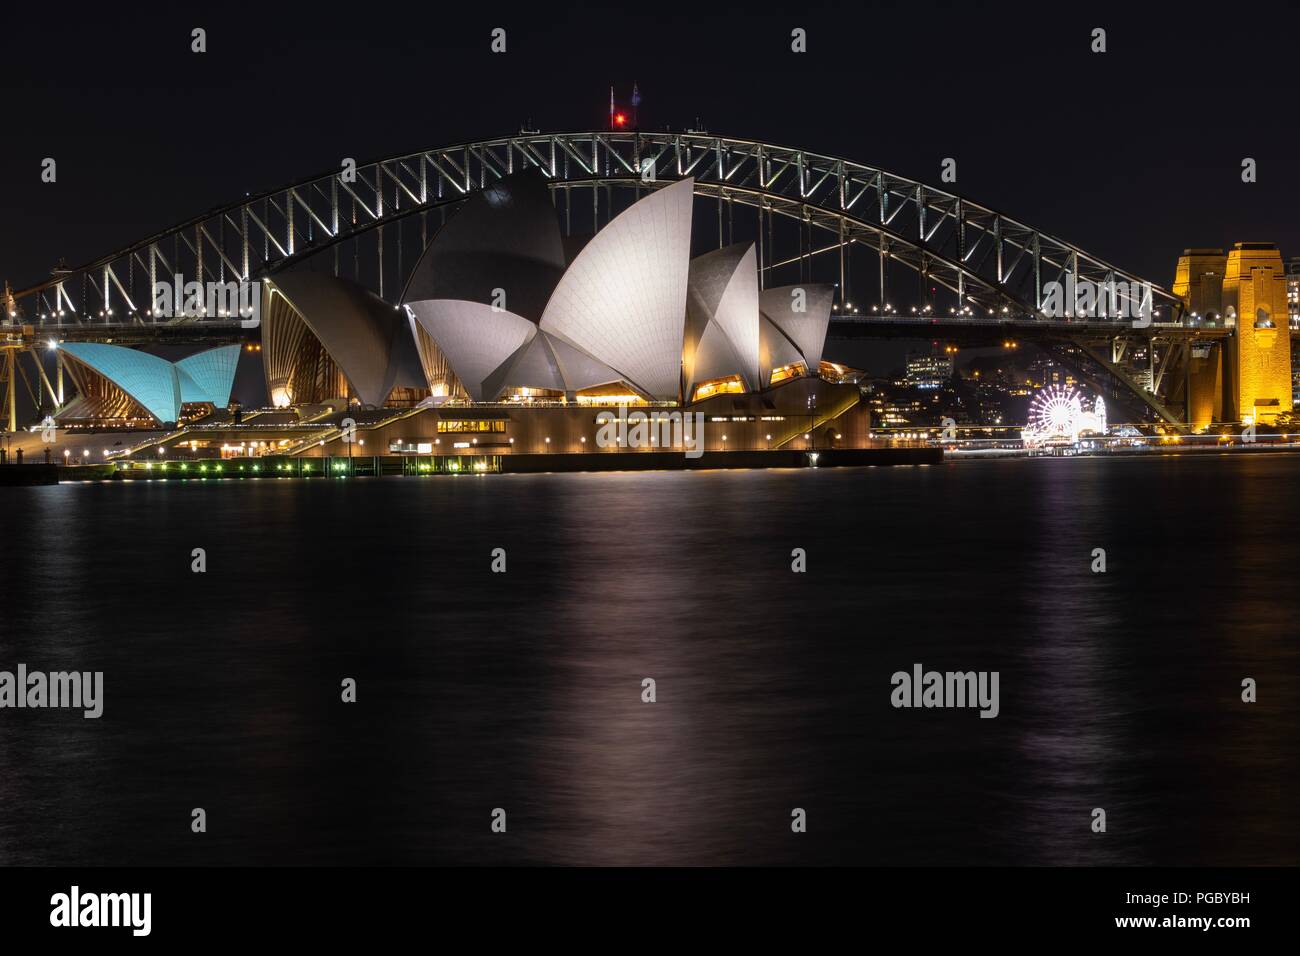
[614,112,627,127]
[1022,385,1106,448]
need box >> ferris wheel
[1023,385,1107,447]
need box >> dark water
[0,455,1296,866]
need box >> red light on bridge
[613,112,627,127]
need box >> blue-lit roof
[175,345,241,406]
[59,343,241,424]
[59,343,182,424]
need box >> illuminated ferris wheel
[1023,385,1106,447]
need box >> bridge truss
[3,130,1201,426]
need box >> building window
[691,375,745,402]
[437,420,506,433]
[769,362,807,386]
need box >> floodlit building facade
[401,168,842,409]
[1175,243,1294,427]
[51,168,877,462]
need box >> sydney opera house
[42,170,881,468]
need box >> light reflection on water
[0,456,1295,865]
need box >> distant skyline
[3,1,1297,296]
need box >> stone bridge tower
[1174,243,1292,427]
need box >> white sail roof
[685,243,761,394]
[758,284,834,372]
[405,299,537,402]
[401,168,566,323]
[267,272,422,407]
[759,314,806,378]
[539,178,694,400]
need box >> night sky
[3,0,1296,303]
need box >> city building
[904,353,953,389]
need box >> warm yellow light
[769,362,808,386]
[576,393,644,405]
[691,375,745,402]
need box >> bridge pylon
[1173,244,1292,429]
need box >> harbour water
[0,455,1296,865]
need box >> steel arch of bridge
[9,130,1186,328]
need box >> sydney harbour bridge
[0,130,1257,431]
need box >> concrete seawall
[0,465,60,486]
[42,446,942,483]
[501,447,942,473]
